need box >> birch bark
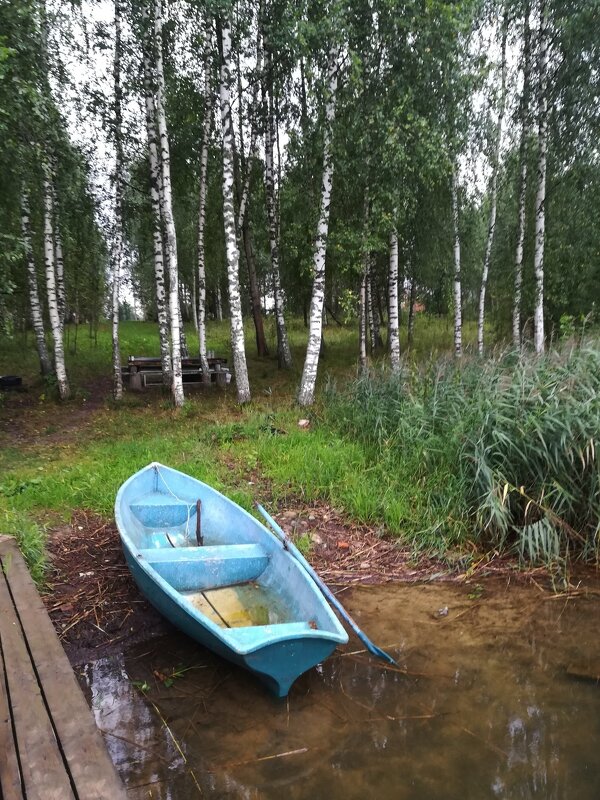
[217,16,251,403]
[197,48,213,380]
[216,284,223,320]
[533,0,548,355]
[513,1,532,350]
[21,189,52,376]
[264,65,292,369]
[477,15,507,355]
[141,3,171,386]
[154,0,184,405]
[358,269,367,370]
[366,262,376,352]
[451,165,462,358]
[235,41,268,359]
[368,268,383,349]
[51,180,66,330]
[111,0,124,401]
[388,228,400,371]
[42,166,70,400]
[407,276,416,347]
[297,46,339,406]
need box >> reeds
[327,340,600,564]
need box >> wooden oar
[256,503,397,665]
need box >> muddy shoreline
[41,505,598,667]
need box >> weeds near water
[326,341,600,564]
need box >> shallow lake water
[78,580,600,799]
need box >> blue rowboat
[115,462,348,697]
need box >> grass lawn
[0,313,480,580]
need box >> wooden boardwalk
[0,535,127,800]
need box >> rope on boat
[153,464,192,543]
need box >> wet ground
[75,580,600,799]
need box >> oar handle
[256,504,396,665]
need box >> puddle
[185,583,294,627]
[76,580,600,798]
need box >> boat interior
[120,472,338,637]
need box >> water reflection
[77,581,600,799]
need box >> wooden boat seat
[138,543,270,591]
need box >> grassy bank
[5,316,595,581]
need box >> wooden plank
[0,538,127,800]
[0,635,23,800]
[0,544,75,800]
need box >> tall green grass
[326,341,600,563]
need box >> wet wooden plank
[0,640,23,800]
[566,664,600,683]
[0,542,75,800]
[0,536,127,800]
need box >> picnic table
[124,355,231,391]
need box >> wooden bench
[125,356,231,391]
[0,536,127,800]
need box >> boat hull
[116,463,348,696]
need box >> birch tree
[236,22,268,359]
[263,51,292,369]
[533,0,548,355]
[141,3,171,386]
[512,0,532,350]
[42,164,70,399]
[197,36,213,382]
[451,165,462,358]
[388,227,400,370]
[477,12,508,356]
[297,45,339,406]
[111,0,124,400]
[21,189,52,376]
[217,15,251,404]
[51,177,66,328]
[153,0,184,405]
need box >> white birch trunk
[451,165,462,358]
[477,16,508,356]
[366,262,376,352]
[197,53,213,381]
[297,46,339,406]
[358,269,367,370]
[217,16,251,403]
[533,0,548,355]
[388,228,400,371]
[42,167,70,400]
[216,284,223,320]
[513,1,532,350]
[51,182,66,330]
[236,33,269,359]
[264,77,292,369]
[154,0,184,405]
[21,189,52,376]
[191,272,198,332]
[142,4,171,386]
[111,0,124,401]
[179,303,189,358]
[407,277,416,347]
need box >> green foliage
[326,340,600,563]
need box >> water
[184,583,294,627]
[77,580,600,799]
